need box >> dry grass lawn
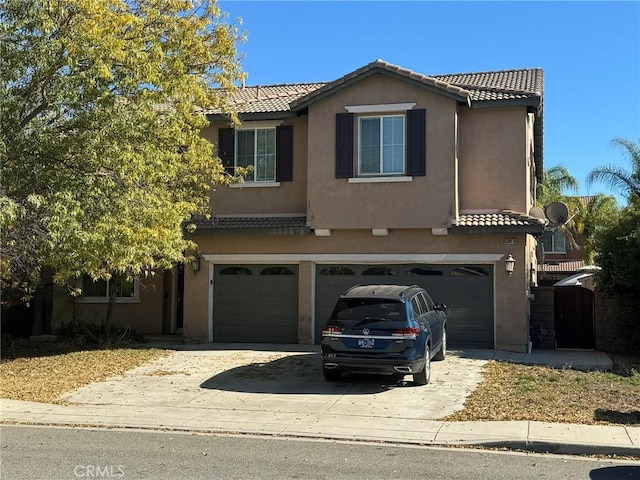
[1,343,171,403]
[446,355,640,426]
[1,340,638,426]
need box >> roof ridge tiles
[432,67,542,78]
[240,81,328,89]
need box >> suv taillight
[392,327,420,338]
[322,325,343,336]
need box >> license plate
[358,338,375,348]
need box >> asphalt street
[2,425,639,480]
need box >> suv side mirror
[434,303,447,313]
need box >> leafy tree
[587,138,640,207]
[536,166,619,263]
[1,0,245,301]
[593,206,640,293]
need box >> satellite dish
[545,202,570,225]
[529,207,546,220]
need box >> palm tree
[586,138,640,206]
[570,194,619,264]
[536,166,619,263]
[536,166,580,253]
[536,166,578,208]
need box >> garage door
[213,264,298,343]
[315,264,493,348]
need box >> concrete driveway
[59,345,494,429]
[6,345,636,455]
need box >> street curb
[2,419,639,459]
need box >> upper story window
[78,273,138,303]
[358,115,405,175]
[336,107,425,180]
[218,123,293,184]
[543,229,566,253]
[236,128,276,182]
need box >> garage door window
[407,267,443,276]
[319,267,355,276]
[362,266,397,276]
[220,267,253,275]
[261,266,295,275]
[451,266,489,277]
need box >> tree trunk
[105,287,116,344]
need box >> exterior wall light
[191,254,201,273]
[505,253,515,277]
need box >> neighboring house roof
[191,216,310,235]
[451,210,546,234]
[553,272,594,287]
[539,260,586,273]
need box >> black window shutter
[406,109,426,176]
[335,113,354,178]
[218,128,235,175]
[276,125,293,182]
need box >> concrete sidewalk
[1,346,637,457]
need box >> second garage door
[213,264,298,343]
[315,264,494,348]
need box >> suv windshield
[331,299,406,322]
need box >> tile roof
[432,68,543,102]
[203,83,325,115]
[205,60,543,116]
[191,216,309,235]
[290,60,472,110]
[539,260,586,273]
[451,210,546,233]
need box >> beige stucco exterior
[51,64,542,353]
[306,75,457,229]
[201,116,308,216]
[185,229,534,352]
[51,273,165,335]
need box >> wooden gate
[554,286,595,349]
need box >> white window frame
[234,120,282,184]
[543,229,567,254]
[77,275,140,304]
[357,114,405,177]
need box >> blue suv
[321,284,447,385]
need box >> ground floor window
[79,274,138,303]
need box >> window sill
[348,176,413,184]
[77,298,141,304]
[230,182,281,188]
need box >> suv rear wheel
[323,368,342,381]
[413,344,431,385]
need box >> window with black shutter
[335,108,426,178]
[276,125,293,182]
[335,113,354,178]
[218,128,235,175]
[219,124,294,183]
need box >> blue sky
[219,1,640,203]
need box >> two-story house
[52,60,545,353]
